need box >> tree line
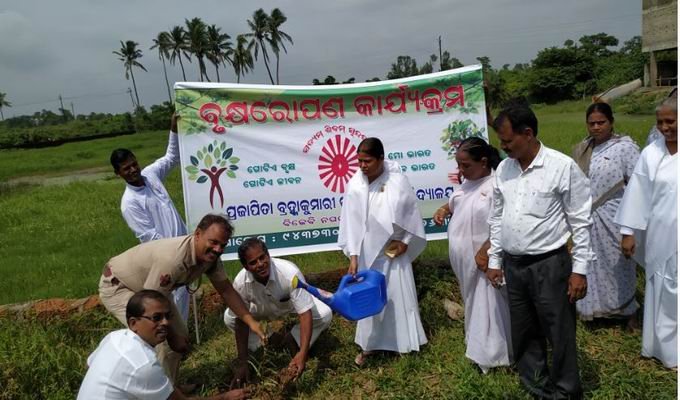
[314,33,647,108]
[115,8,292,109]
[0,28,651,134]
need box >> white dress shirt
[232,257,314,319]
[121,132,187,243]
[488,144,592,275]
[77,329,173,400]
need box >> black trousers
[503,247,582,400]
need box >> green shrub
[612,88,674,115]
[0,102,174,149]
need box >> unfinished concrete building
[642,0,678,87]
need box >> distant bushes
[612,88,674,115]
[0,115,134,148]
[0,102,173,149]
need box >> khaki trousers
[98,275,188,383]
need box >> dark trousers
[503,247,582,400]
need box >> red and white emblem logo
[318,135,359,193]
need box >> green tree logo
[185,140,240,208]
[440,119,485,160]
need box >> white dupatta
[338,160,426,268]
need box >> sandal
[354,351,375,367]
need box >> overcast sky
[0,0,642,117]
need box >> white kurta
[120,132,189,321]
[577,136,640,320]
[447,174,512,372]
[615,138,677,368]
[338,161,428,353]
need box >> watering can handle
[337,273,356,291]
[354,270,370,280]
[338,270,371,290]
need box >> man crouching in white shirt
[224,238,332,387]
[486,106,592,400]
[78,290,250,400]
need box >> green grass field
[0,100,674,399]
[0,100,656,304]
[0,263,675,399]
[0,131,173,183]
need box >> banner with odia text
[175,65,487,259]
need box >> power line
[10,89,131,109]
[61,89,131,101]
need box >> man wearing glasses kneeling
[78,290,250,399]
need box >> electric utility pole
[438,36,443,72]
[58,94,66,121]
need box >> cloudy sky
[0,0,642,117]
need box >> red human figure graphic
[201,166,228,208]
[186,140,240,209]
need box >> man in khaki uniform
[99,214,265,383]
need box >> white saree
[447,174,512,372]
[338,160,428,353]
[615,137,677,368]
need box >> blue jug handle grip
[337,273,355,291]
[354,270,369,281]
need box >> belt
[503,246,567,266]
[102,264,120,286]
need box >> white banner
[175,65,487,259]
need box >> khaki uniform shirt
[107,235,228,298]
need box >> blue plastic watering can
[292,270,387,321]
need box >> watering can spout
[291,275,334,306]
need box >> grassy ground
[0,262,675,400]
[0,100,656,304]
[0,100,673,399]
[0,130,173,183]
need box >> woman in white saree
[338,137,428,366]
[615,97,677,369]
[433,137,512,373]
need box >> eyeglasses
[138,312,172,323]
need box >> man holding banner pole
[110,113,194,329]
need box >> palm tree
[268,8,293,85]
[232,34,254,83]
[0,92,11,120]
[185,17,210,82]
[206,24,232,83]
[246,8,275,84]
[166,26,190,81]
[150,32,173,102]
[113,40,147,108]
